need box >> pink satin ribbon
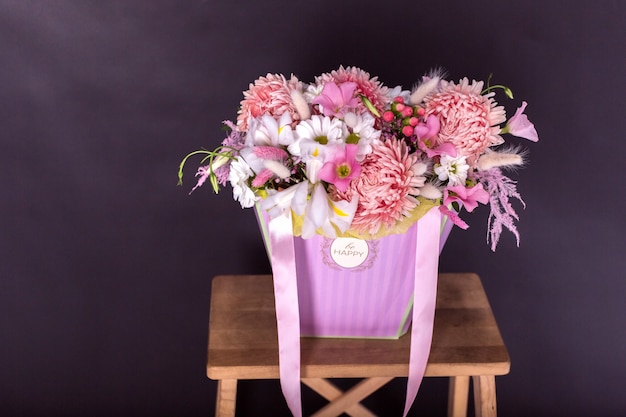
[268,211,302,417]
[403,206,442,416]
[269,207,442,417]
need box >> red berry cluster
[381,96,426,139]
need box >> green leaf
[360,95,380,118]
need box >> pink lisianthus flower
[318,144,361,192]
[314,66,390,115]
[503,101,539,142]
[413,114,440,142]
[312,82,359,117]
[439,183,490,229]
[443,184,490,213]
[408,114,457,158]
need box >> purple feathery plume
[190,121,246,193]
[191,165,211,193]
[220,120,245,150]
[213,165,230,187]
[474,168,526,251]
[213,121,246,186]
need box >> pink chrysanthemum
[237,73,303,132]
[424,78,506,166]
[315,66,390,116]
[331,138,423,235]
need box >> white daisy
[434,154,469,186]
[292,115,344,150]
[228,157,257,208]
[289,115,344,183]
[342,112,381,161]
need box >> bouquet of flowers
[179,66,538,250]
[180,66,539,416]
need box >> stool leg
[215,379,237,417]
[309,377,394,417]
[302,378,377,417]
[447,376,469,417]
[472,375,497,417]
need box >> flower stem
[177,147,236,186]
[482,84,514,99]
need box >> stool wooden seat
[206,273,510,417]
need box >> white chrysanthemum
[228,157,257,208]
[342,112,381,161]
[434,154,469,186]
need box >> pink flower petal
[419,141,457,158]
[318,162,337,184]
[312,81,359,117]
[344,142,359,162]
[413,115,440,141]
[439,205,469,229]
[340,82,358,106]
[444,184,489,212]
[318,144,361,192]
[507,101,539,142]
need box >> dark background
[2,1,625,416]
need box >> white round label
[329,238,369,268]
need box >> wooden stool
[206,273,510,417]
